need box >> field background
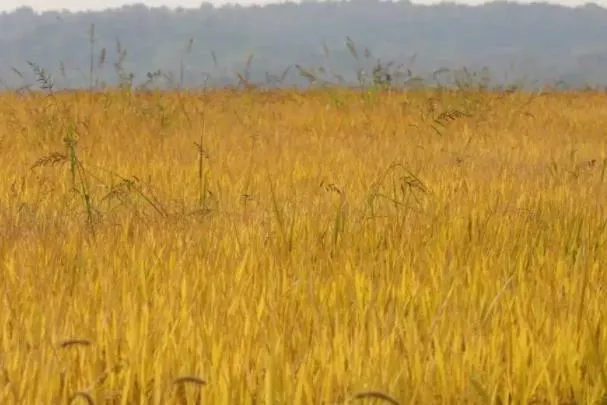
[1,88,606,404]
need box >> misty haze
[2,1,607,89]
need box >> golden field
[0,88,606,404]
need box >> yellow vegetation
[0,88,606,404]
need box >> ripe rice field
[0,88,606,404]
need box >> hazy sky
[2,0,606,12]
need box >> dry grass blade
[237,72,257,90]
[31,152,68,170]
[59,339,92,349]
[174,376,206,405]
[346,36,359,60]
[27,60,55,93]
[295,65,318,84]
[480,274,515,325]
[351,391,401,405]
[173,376,207,386]
[429,279,457,334]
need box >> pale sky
[2,0,606,12]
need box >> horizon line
[2,0,605,14]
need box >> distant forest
[2,1,607,90]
